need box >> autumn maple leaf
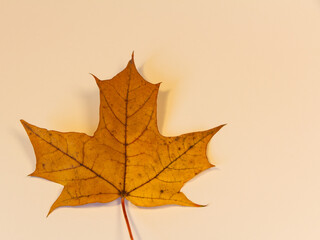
[21,54,224,239]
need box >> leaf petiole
[121,197,134,240]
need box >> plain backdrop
[1,1,320,239]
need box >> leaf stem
[121,197,134,240]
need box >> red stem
[121,197,134,240]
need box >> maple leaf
[21,54,224,239]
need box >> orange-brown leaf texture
[21,55,224,215]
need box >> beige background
[1,0,320,239]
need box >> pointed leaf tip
[20,119,31,132]
[212,123,227,134]
[47,210,52,217]
[194,203,207,207]
[129,51,136,68]
[89,73,100,85]
[47,202,58,217]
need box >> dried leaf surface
[21,55,224,215]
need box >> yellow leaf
[21,54,224,239]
